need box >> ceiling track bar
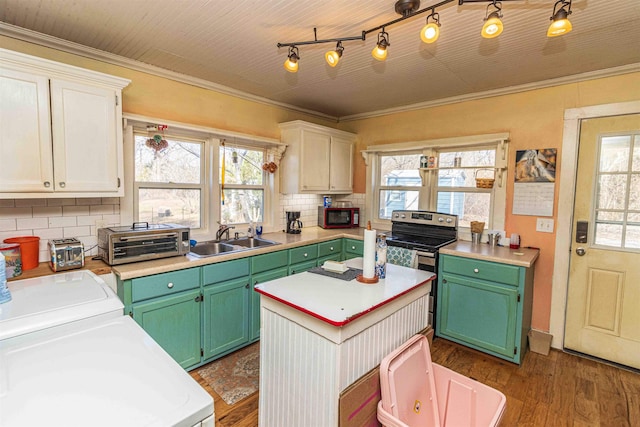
[277,0,523,48]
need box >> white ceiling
[1,0,639,120]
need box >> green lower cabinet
[132,289,202,369]
[436,254,534,364]
[288,259,317,275]
[438,273,518,359]
[250,267,288,340]
[203,277,250,360]
[343,238,364,260]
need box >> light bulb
[372,45,387,61]
[284,57,298,73]
[547,16,572,37]
[420,22,440,43]
[481,14,503,39]
[325,50,341,67]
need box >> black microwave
[318,207,360,229]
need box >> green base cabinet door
[132,289,202,369]
[343,238,363,260]
[203,277,250,360]
[250,267,288,341]
[438,274,518,359]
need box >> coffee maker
[286,211,303,234]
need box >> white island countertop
[255,258,435,327]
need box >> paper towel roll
[363,228,377,279]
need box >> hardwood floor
[190,338,640,426]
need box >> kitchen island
[255,258,434,427]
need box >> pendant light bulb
[481,2,504,39]
[284,46,299,73]
[482,12,503,38]
[372,30,389,61]
[547,1,573,37]
[420,12,441,44]
[325,42,344,67]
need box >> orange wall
[338,72,640,330]
[4,35,640,331]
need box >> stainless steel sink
[225,237,280,249]
[189,240,238,257]
[189,237,280,257]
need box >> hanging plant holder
[145,125,169,152]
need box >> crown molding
[0,22,337,121]
[339,62,640,122]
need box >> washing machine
[0,270,214,426]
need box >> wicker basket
[475,169,495,188]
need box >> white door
[564,113,640,369]
[50,79,120,193]
[0,68,54,192]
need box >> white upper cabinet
[0,48,130,198]
[279,121,356,194]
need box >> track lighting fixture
[284,46,299,73]
[372,30,390,61]
[547,0,572,37]
[325,41,344,67]
[481,1,504,39]
[420,10,441,44]
[277,0,577,72]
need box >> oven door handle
[118,233,178,242]
[415,251,435,258]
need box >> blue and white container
[323,196,332,208]
[0,252,12,304]
[375,234,387,279]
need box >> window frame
[132,131,208,231]
[364,133,509,240]
[219,142,267,226]
[123,114,284,242]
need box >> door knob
[576,247,586,256]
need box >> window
[593,133,640,249]
[436,149,496,228]
[134,134,204,229]
[378,154,421,219]
[220,144,266,225]
[368,135,507,234]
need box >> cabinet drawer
[289,244,318,265]
[203,258,250,285]
[131,268,200,302]
[318,239,342,258]
[288,260,318,276]
[344,239,363,256]
[441,255,520,286]
[251,250,288,274]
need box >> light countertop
[440,241,539,267]
[113,227,365,280]
[254,257,435,326]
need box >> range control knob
[438,217,444,222]
[446,218,453,223]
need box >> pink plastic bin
[378,335,506,427]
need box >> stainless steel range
[385,210,458,329]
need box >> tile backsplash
[0,198,121,263]
[0,193,365,265]
[277,193,365,231]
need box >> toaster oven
[98,222,190,265]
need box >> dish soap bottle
[375,234,387,279]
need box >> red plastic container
[4,236,40,270]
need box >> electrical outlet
[536,218,554,233]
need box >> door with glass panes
[565,114,640,370]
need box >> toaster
[49,238,85,272]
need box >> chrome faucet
[216,225,235,240]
